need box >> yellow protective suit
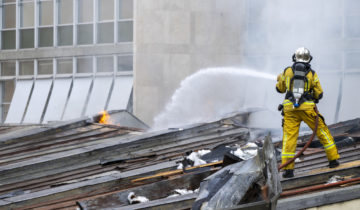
[276,66,340,170]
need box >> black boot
[329,160,340,168]
[282,169,294,178]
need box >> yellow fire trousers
[282,109,340,170]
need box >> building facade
[1,0,360,126]
[134,0,360,126]
[0,0,134,124]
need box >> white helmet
[293,47,312,63]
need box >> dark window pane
[118,21,133,42]
[39,27,53,47]
[77,24,93,45]
[118,55,133,71]
[19,60,34,76]
[2,30,16,49]
[57,58,73,74]
[119,0,133,19]
[38,60,53,75]
[79,0,93,23]
[58,0,73,24]
[3,80,15,102]
[40,1,53,26]
[58,25,73,46]
[20,29,34,49]
[99,0,114,21]
[97,56,113,72]
[1,61,16,76]
[3,4,16,29]
[98,22,114,43]
[77,57,93,73]
[2,103,10,122]
[20,2,34,27]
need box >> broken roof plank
[0,161,179,210]
[0,127,121,165]
[281,160,360,190]
[277,184,360,210]
[115,193,197,210]
[0,122,248,187]
[0,117,90,145]
[78,170,214,209]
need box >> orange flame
[99,111,111,124]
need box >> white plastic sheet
[23,79,52,123]
[107,76,133,111]
[85,77,113,116]
[62,78,92,120]
[42,78,72,123]
[5,80,33,124]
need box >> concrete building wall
[134,0,247,125]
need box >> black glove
[278,104,283,111]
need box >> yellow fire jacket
[276,66,323,112]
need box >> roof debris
[127,192,150,204]
[0,111,359,210]
[230,142,258,160]
[326,175,344,184]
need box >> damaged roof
[0,110,359,210]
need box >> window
[39,27,53,47]
[78,0,93,23]
[99,0,114,21]
[38,59,53,75]
[39,0,53,26]
[1,80,15,122]
[98,22,114,43]
[58,25,73,46]
[77,24,93,45]
[57,58,73,74]
[2,30,16,49]
[2,1,16,50]
[119,0,133,19]
[2,80,15,103]
[20,1,35,28]
[58,0,73,24]
[1,61,16,76]
[1,54,134,123]
[2,3,16,29]
[77,57,93,73]
[97,56,113,72]
[118,55,133,71]
[20,29,34,48]
[118,21,133,42]
[19,60,34,76]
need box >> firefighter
[276,47,340,178]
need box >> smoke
[153,67,282,130]
[243,0,356,124]
[153,0,359,130]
